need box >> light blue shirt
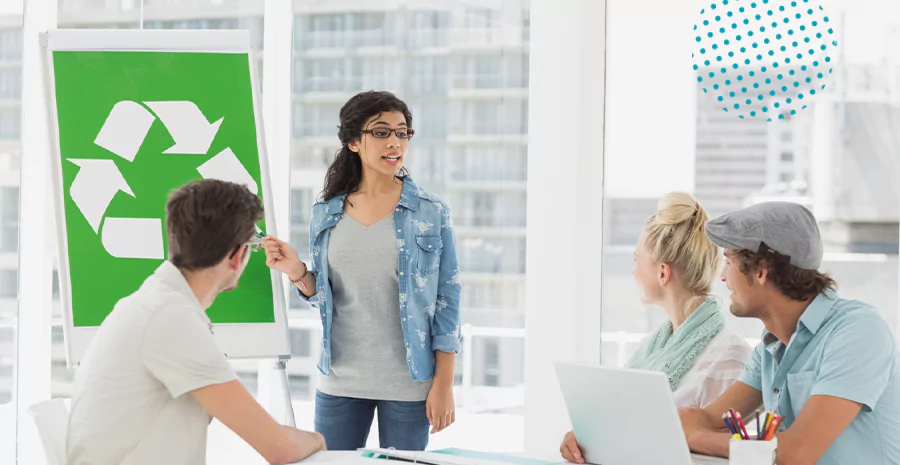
[738,289,900,465]
[299,176,461,383]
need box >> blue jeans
[314,391,430,451]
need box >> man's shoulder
[822,296,897,351]
[110,277,201,326]
[831,295,882,316]
[828,297,891,330]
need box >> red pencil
[734,411,751,440]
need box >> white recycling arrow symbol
[144,101,224,155]
[67,159,134,233]
[68,99,259,260]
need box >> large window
[47,3,267,463]
[0,4,22,464]
[0,187,17,253]
[52,0,266,402]
[298,58,345,92]
[450,190,527,228]
[0,107,20,140]
[409,56,448,95]
[601,0,899,369]
[8,1,896,462]
[295,103,341,138]
[289,0,531,452]
[450,145,527,182]
[0,67,21,99]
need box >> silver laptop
[554,361,728,465]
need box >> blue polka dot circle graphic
[693,0,838,121]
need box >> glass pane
[292,0,530,452]
[56,2,266,463]
[58,0,141,29]
[0,3,23,463]
[601,0,899,374]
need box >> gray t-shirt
[318,212,432,401]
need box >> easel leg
[275,357,296,427]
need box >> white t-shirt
[66,261,237,465]
[672,330,752,408]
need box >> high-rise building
[693,79,795,219]
[288,2,531,393]
[0,16,22,406]
[0,0,532,405]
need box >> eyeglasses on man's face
[245,225,265,253]
[232,225,264,259]
[362,128,415,140]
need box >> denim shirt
[299,176,461,382]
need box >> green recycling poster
[52,50,274,327]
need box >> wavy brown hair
[734,249,837,301]
[322,91,413,202]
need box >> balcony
[407,76,449,96]
[450,74,528,90]
[450,166,527,183]
[291,148,336,172]
[450,123,528,137]
[353,29,391,49]
[449,27,530,49]
[293,122,337,139]
[299,31,346,50]
[406,28,450,50]
[299,76,387,94]
[0,52,21,65]
[299,30,393,51]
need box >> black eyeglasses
[362,128,415,140]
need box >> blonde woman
[560,193,751,464]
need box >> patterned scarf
[626,297,725,390]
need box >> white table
[297,452,369,463]
[296,451,564,464]
[298,451,726,464]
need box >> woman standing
[263,91,460,452]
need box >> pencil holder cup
[729,437,777,465]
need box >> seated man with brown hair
[679,202,900,465]
[66,179,325,465]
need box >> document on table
[358,448,560,465]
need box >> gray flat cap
[705,201,823,270]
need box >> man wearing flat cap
[679,202,900,465]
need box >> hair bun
[655,192,704,226]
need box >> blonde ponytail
[644,192,720,300]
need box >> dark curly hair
[322,90,413,201]
[734,249,837,301]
